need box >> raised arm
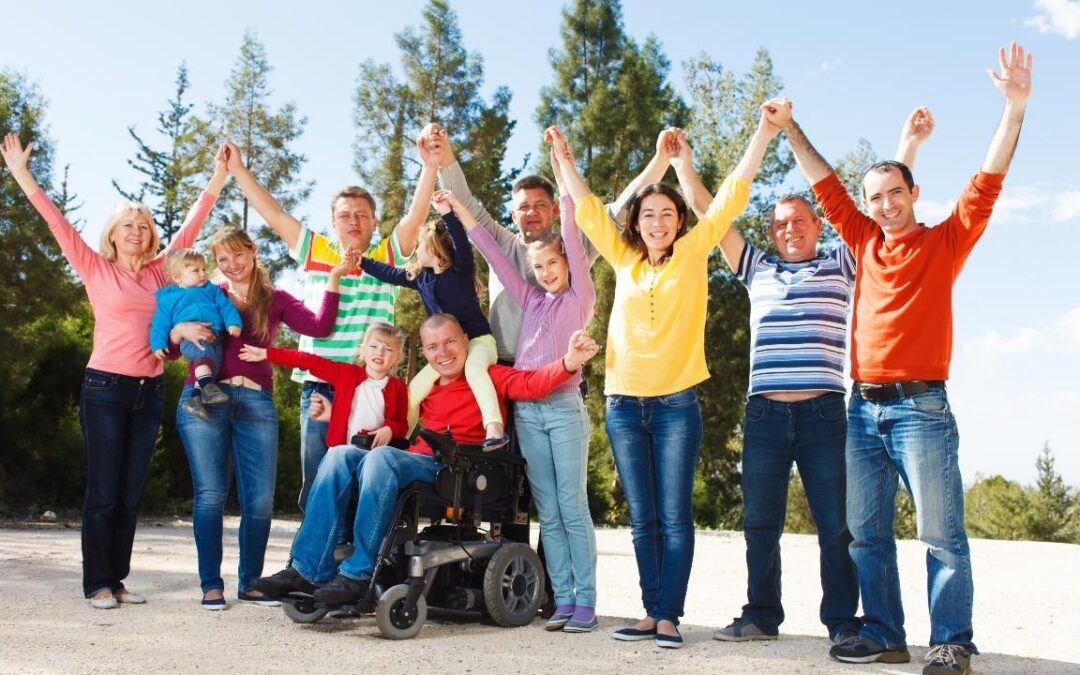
[224,140,303,251]
[895,107,934,171]
[610,129,677,214]
[391,132,440,256]
[167,143,229,253]
[549,147,593,302]
[982,41,1032,175]
[763,98,833,186]
[360,255,415,289]
[1,133,42,198]
[668,129,712,218]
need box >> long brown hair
[621,183,689,261]
[209,227,274,342]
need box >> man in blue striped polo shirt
[669,108,932,649]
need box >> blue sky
[4,0,1079,484]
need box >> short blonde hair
[99,202,159,264]
[356,322,406,366]
[164,248,207,280]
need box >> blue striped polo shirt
[736,243,855,395]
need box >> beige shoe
[90,591,118,609]
[115,589,146,604]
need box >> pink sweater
[29,190,217,377]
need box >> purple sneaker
[545,604,575,631]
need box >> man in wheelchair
[255,313,598,612]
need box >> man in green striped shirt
[227,138,438,508]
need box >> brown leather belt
[854,380,945,401]
[218,375,262,391]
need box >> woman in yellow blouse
[546,123,774,648]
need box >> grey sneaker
[923,644,972,675]
[182,395,210,421]
[200,382,228,405]
[830,635,910,663]
[713,617,778,641]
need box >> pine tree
[1026,442,1074,542]
[209,30,312,276]
[113,63,205,245]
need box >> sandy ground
[1,519,1078,674]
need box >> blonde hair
[99,202,160,266]
[405,221,483,295]
[208,227,274,342]
[356,323,406,367]
[164,248,207,281]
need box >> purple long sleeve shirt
[468,196,595,395]
[181,286,340,391]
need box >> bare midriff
[760,390,832,403]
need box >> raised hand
[988,41,1033,105]
[1,133,32,173]
[544,126,573,163]
[417,124,445,167]
[655,127,680,163]
[431,188,456,216]
[669,129,693,171]
[222,141,245,173]
[549,147,568,196]
[562,329,599,371]
[238,344,267,362]
[761,98,794,130]
[900,107,935,145]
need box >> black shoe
[254,567,315,597]
[182,394,210,421]
[830,635,911,664]
[312,574,369,606]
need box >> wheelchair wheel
[482,543,545,627]
[281,597,328,624]
[375,584,427,640]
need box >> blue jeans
[515,393,597,608]
[176,384,278,594]
[79,368,164,597]
[292,445,440,583]
[298,381,334,511]
[179,336,223,376]
[739,393,859,638]
[847,385,976,653]
[605,388,702,624]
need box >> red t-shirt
[812,171,1004,382]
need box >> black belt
[854,380,945,401]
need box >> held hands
[901,107,935,145]
[760,98,794,131]
[227,326,242,337]
[331,248,361,280]
[222,140,245,174]
[238,344,267,362]
[309,392,332,423]
[988,41,1033,105]
[419,123,451,166]
[431,188,462,216]
[562,330,600,371]
[544,126,573,165]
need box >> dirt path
[1,520,1077,673]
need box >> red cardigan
[267,347,408,447]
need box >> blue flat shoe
[613,626,657,641]
[237,591,280,607]
[656,627,683,649]
[200,596,227,611]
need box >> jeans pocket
[83,369,118,390]
[910,389,949,415]
[815,394,846,421]
[745,397,768,423]
[658,388,697,408]
[605,395,624,410]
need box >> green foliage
[964,474,1029,540]
[113,63,207,246]
[208,30,312,276]
[784,473,815,534]
[1025,442,1075,542]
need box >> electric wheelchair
[277,428,546,639]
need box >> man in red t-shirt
[255,313,599,605]
[762,43,1033,675]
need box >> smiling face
[635,193,683,258]
[212,240,258,286]
[420,318,468,383]
[527,239,570,294]
[511,187,559,243]
[862,166,921,239]
[361,335,403,379]
[107,207,156,261]
[332,195,377,251]
[174,261,209,289]
[769,199,823,262]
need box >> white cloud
[991,185,1053,224]
[1051,190,1080,221]
[917,199,955,223]
[1025,0,1080,39]
[963,307,1080,358]
[918,185,1080,226]
[805,59,844,79]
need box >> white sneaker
[90,591,118,609]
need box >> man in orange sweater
[764,42,1033,675]
[255,313,598,606]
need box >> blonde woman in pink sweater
[1,133,228,609]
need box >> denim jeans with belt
[605,387,702,624]
[299,381,334,511]
[846,385,977,653]
[515,392,597,609]
[291,445,440,583]
[79,368,164,597]
[176,383,278,594]
[739,392,859,638]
